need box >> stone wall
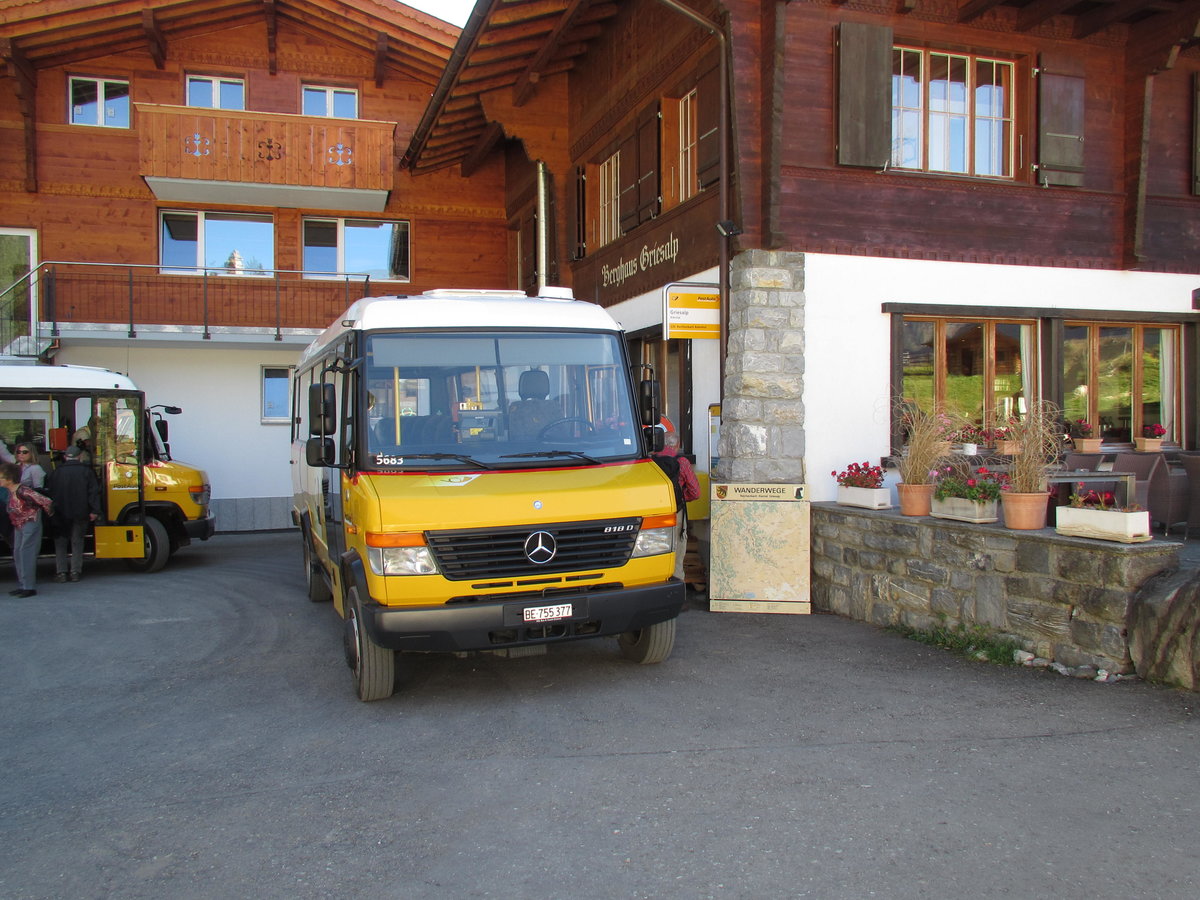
[811,503,1180,673]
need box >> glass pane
[302,220,338,274]
[1062,324,1091,427]
[219,80,245,110]
[332,90,357,118]
[161,213,199,270]
[71,79,99,125]
[203,214,273,273]
[944,322,985,422]
[993,322,1031,425]
[302,87,327,116]
[0,232,33,325]
[263,368,290,419]
[901,321,936,411]
[344,221,401,280]
[103,81,130,127]
[1097,326,1133,442]
[1140,328,1171,439]
[187,77,213,107]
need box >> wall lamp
[715,220,742,238]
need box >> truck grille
[426,517,640,581]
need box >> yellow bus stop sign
[663,283,719,340]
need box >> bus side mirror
[638,380,660,427]
[305,437,335,467]
[644,425,664,453]
[309,383,336,435]
[155,418,169,444]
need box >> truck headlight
[631,513,677,558]
[367,546,439,576]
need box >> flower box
[1072,437,1102,452]
[930,496,999,524]
[995,439,1021,455]
[1134,437,1162,452]
[1054,506,1151,543]
[836,485,891,510]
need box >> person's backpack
[652,454,684,510]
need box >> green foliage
[888,619,1023,666]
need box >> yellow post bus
[0,361,214,571]
[291,288,685,701]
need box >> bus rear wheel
[124,516,170,573]
[618,617,676,664]
[342,587,395,701]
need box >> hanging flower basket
[1055,507,1151,543]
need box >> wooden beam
[0,38,38,192]
[1075,0,1158,40]
[1123,4,1200,75]
[957,0,1005,24]
[141,9,167,69]
[461,121,505,176]
[1016,0,1078,32]
[263,0,277,75]
[513,0,589,107]
[375,32,388,88]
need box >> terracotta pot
[1072,437,1102,452]
[896,482,934,517]
[1001,491,1050,530]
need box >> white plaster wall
[803,253,1200,502]
[54,345,298,502]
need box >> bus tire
[618,617,676,664]
[302,528,332,603]
[124,517,170,573]
[343,587,395,701]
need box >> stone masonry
[714,249,806,484]
[810,503,1180,674]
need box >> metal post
[47,266,59,338]
[274,272,282,341]
[127,267,137,338]
[202,271,211,339]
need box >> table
[1047,470,1137,509]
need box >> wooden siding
[137,104,395,192]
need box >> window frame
[302,84,358,119]
[262,366,293,424]
[595,151,621,249]
[301,216,411,283]
[68,75,131,128]
[186,74,246,110]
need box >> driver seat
[508,369,559,440]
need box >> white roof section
[299,288,623,367]
[0,362,139,393]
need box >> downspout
[537,159,549,293]
[650,0,731,396]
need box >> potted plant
[953,423,985,456]
[1068,418,1101,452]
[1000,400,1061,530]
[930,462,1006,523]
[992,423,1020,455]
[1054,485,1151,543]
[893,403,954,516]
[1136,423,1166,452]
[832,461,890,509]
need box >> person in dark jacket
[45,445,102,583]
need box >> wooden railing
[137,104,395,192]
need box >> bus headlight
[367,546,439,576]
[631,513,677,558]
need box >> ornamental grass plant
[894,402,955,485]
[1005,400,1064,493]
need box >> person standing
[652,430,701,581]
[14,442,46,490]
[45,445,102,583]
[0,461,53,598]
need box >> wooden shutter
[637,102,660,223]
[1037,56,1085,187]
[572,165,587,260]
[1193,73,1200,196]
[617,131,638,233]
[696,62,721,188]
[837,21,892,168]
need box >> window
[900,317,1036,432]
[186,75,245,110]
[892,47,1014,177]
[677,89,699,204]
[1063,324,1179,443]
[302,85,357,118]
[69,76,130,128]
[160,211,274,275]
[302,218,409,282]
[262,367,292,423]
[597,151,621,248]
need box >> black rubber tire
[618,617,677,664]
[303,529,332,603]
[342,587,395,701]
[124,516,170,573]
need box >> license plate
[523,602,573,622]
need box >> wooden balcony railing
[137,104,395,192]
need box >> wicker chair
[1113,452,1189,535]
[1178,455,1200,538]
[1063,452,1105,471]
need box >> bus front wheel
[124,517,170,573]
[342,587,395,701]
[618,617,676,664]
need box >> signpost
[663,282,720,340]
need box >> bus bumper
[361,581,686,653]
[184,514,216,542]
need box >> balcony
[137,104,396,212]
[0,262,402,355]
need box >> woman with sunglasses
[13,443,46,490]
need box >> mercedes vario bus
[291,288,685,701]
[0,360,214,571]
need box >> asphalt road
[1,532,1197,899]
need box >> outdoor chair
[1113,452,1188,535]
[1178,455,1200,539]
[1063,452,1105,471]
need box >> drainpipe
[651,0,731,396]
[536,159,549,293]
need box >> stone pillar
[715,249,806,484]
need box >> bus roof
[0,361,139,393]
[299,288,624,368]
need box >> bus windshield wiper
[500,450,599,465]
[395,453,495,470]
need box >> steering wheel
[537,417,594,439]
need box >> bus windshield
[363,330,640,468]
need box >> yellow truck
[0,361,214,571]
[291,288,685,700]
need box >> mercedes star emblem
[524,531,557,565]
